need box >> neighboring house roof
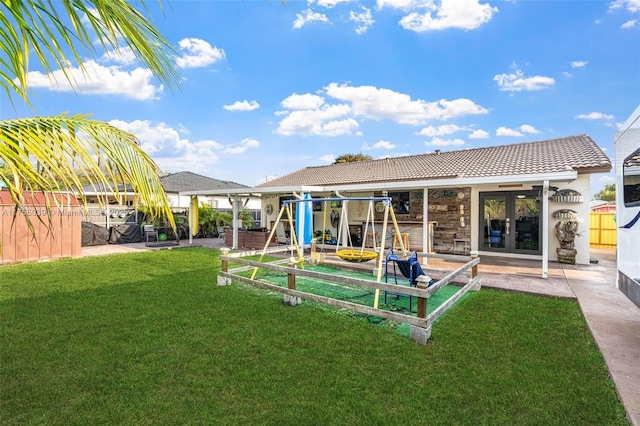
[160,171,249,193]
[258,135,611,188]
[80,182,134,194]
[589,200,608,209]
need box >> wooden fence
[218,247,481,345]
[589,212,616,249]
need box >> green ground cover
[237,261,464,333]
[0,247,628,425]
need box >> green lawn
[0,247,628,425]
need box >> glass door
[480,191,540,254]
[514,194,540,252]
[482,195,507,250]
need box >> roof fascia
[179,185,325,197]
[322,171,579,192]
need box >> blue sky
[2,0,639,194]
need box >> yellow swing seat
[336,249,377,263]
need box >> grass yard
[0,247,628,425]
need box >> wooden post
[287,272,296,290]
[469,250,481,291]
[415,277,429,319]
[411,276,431,345]
[217,247,231,286]
[284,270,301,306]
[470,250,478,278]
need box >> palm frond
[0,114,175,229]
[0,0,181,103]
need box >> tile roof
[258,135,611,188]
[81,182,134,193]
[160,171,249,193]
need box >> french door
[479,191,541,254]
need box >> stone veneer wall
[373,187,471,254]
[427,187,471,254]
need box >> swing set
[250,196,412,308]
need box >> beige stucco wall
[470,175,592,265]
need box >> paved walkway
[81,242,640,425]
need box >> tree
[0,0,182,233]
[593,183,615,202]
[333,153,373,164]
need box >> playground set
[217,196,481,345]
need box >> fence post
[469,250,481,291]
[217,248,232,286]
[410,276,432,345]
[284,270,301,306]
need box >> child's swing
[335,199,378,263]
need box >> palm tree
[0,0,182,235]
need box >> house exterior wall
[591,204,616,212]
[258,177,594,265]
[168,194,261,210]
[470,175,591,265]
[551,174,591,265]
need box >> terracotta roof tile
[258,135,611,188]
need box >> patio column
[232,195,242,250]
[189,195,194,245]
[542,180,549,279]
[422,187,428,266]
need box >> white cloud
[108,119,222,173]
[312,0,352,7]
[494,63,555,92]
[350,6,375,34]
[570,60,588,68]
[276,83,487,137]
[276,104,358,136]
[376,0,421,11]
[398,0,498,32]
[424,137,465,146]
[24,60,162,100]
[281,93,325,109]
[362,140,397,150]
[223,137,261,154]
[176,38,225,69]
[562,71,573,78]
[496,127,523,136]
[319,154,336,163]
[519,124,540,134]
[417,124,465,137]
[621,19,638,28]
[609,0,640,13]
[101,46,137,65]
[223,100,260,111]
[576,112,615,120]
[469,129,489,139]
[324,83,487,124]
[293,9,329,29]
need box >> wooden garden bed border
[218,250,481,345]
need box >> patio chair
[275,223,290,245]
[144,224,158,242]
[216,230,226,243]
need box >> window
[623,148,640,207]
[389,191,410,214]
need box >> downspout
[542,180,549,279]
